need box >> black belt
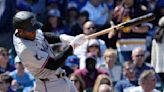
[40,78,49,81]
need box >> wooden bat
[86,13,155,39]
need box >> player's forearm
[43,32,61,44]
[44,46,73,70]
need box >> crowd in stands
[0,0,164,91]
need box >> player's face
[25,31,36,40]
[21,30,36,41]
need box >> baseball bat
[86,13,155,39]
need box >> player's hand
[55,67,66,78]
[70,34,87,48]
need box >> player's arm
[43,32,75,44]
[43,32,61,44]
[43,45,73,70]
[43,34,86,70]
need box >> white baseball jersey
[13,29,77,92]
[13,29,54,69]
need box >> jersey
[13,29,54,70]
[13,29,78,92]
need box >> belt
[40,78,50,82]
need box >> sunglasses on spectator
[135,54,144,58]
[86,26,96,30]
[0,53,9,56]
[126,67,134,72]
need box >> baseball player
[12,11,86,92]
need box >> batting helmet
[13,11,43,32]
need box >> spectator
[65,6,79,32]
[115,61,138,92]
[68,0,88,11]
[97,84,113,92]
[69,10,89,36]
[16,2,32,12]
[46,0,67,19]
[65,55,80,72]
[0,47,15,74]
[75,56,108,90]
[81,0,109,26]
[43,8,69,35]
[125,70,160,92]
[46,0,60,10]
[69,73,85,92]
[151,16,164,84]
[99,48,122,83]
[132,47,162,90]
[74,21,107,64]
[132,47,156,79]
[61,55,79,77]
[83,21,96,35]
[93,74,114,92]
[110,0,151,63]
[10,56,36,92]
[0,73,14,92]
[105,0,114,11]
[80,39,105,69]
[0,0,16,49]
[113,0,122,8]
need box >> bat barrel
[85,13,155,39]
[120,13,155,27]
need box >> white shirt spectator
[74,39,107,69]
[81,1,109,25]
